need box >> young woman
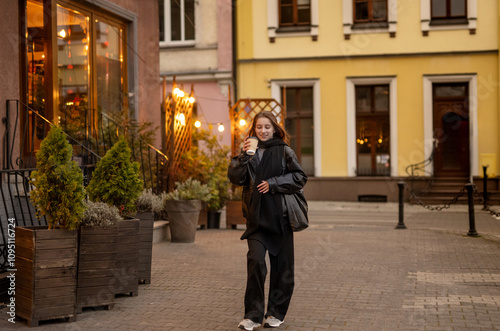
[227,111,307,330]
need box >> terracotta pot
[164,200,202,243]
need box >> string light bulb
[239,119,246,126]
[174,87,185,98]
[217,123,225,132]
[189,96,195,103]
[194,120,201,128]
[178,113,186,126]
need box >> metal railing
[405,140,437,193]
[1,100,168,272]
[66,107,168,190]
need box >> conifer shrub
[30,125,86,230]
[87,137,143,217]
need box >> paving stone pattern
[2,202,500,330]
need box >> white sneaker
[263,316,284,328]
[238,319,261,330]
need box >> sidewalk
[2,202,500,330]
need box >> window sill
[269,26,317,42]
[422,18,475,36]
[344,21,395,39]
[159,41,196,49]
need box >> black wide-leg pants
[244,227,294,324]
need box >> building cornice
[238,49,498,63]
[160,70,232,82]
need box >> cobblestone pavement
[2,202,500,330]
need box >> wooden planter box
[115,219,139,296]
[76,226,117,312]
[136,212,154,284]
[225,201,246,229]
[16,226,78,327]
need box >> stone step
[153,220,170,244]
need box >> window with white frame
[343,0,397,39]
[346,77,398,177]
[159,0,195,45]
[421,0,476,35]
[271,79,321,176]
[268,0,318,42]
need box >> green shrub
[177,126,231,211]
[81,201,123,227]
[136,189,163,214]
[162,178,211,202]
[30,125,86,230]
[87,137,143,217]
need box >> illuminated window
[22,0,127,157]
[355,85,391,176]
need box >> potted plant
[77,201,122,313]
[16,125,86,326]
[87,137,143,297]
[225,186,246,229]
[135,189,163,284]
[162,178,211,243]
[177,126,231,229]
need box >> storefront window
[57,4,89,140]
[96,20,124,117]
[26,0,46,152]
[22,1,127,153]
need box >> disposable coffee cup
[246,136,258,155]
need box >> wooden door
[433,83,469,177]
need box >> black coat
[227,146,308,221]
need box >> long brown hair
[248,111,290,144]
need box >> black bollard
[466,183,479,237]
[396,181,407,229]
[482,165,488,210]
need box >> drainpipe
[231,0,237,101]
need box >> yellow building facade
[235,0,499,201]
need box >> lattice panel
[162,86,195,191]
[172,94,193,171]
[164,95,173,152]
[229,99,285,156]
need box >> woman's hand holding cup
[245,136,259,155]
